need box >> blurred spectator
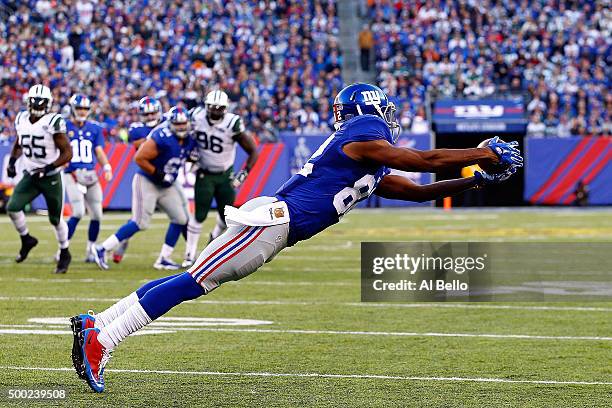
[410,106,429,134]
[367,0,611,137]
[526,113,546,138]
[358,24,374,72]
[0,0,342,141]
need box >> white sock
[160,243,174,259]
[9,211,28,236]
[185,219,202,259]
[211,215,227,240]
[54,220,69,249]
[97,301,152,349]
[102,234,120,251]
[87,241,94,252]
[94,292,139,329]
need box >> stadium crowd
[0,0,342,144]
[365,0,611,137]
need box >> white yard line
[0,295,611,312]
[162,327,612,341]
[0,365,610,386]
[2,322,607,342]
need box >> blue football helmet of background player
[168,106,190,139]
[138,96,162,127]
[332,83,400,142]
[69,93,92,122]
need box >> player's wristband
[103,164,112,172]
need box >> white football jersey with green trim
[191,107,245,172]
[14,111,66,172]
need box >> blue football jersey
[65,120,105,171]
[276,115,392,246]
[128,122,153,143]
[138,124,197,186]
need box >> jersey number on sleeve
[196,131,223,153]
[21,135,47,159]
[70,139,93,163]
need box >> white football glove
[231,169,248,188]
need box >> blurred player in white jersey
[7,84,73,273]
[182,90,258,267]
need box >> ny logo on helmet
[361,90,382,106]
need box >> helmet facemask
[382,102,401,143]
[29,97,50,118]
[171,120,190,139]
[206,104,226,123]
[72,106,90,122]
[142,111,161,127]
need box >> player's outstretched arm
[374,174,479,202]
[343,139,521,172]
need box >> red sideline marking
[197,227,267,284]
[103,146,135,208]
[190,227,252,278]
[237,144,275,202]
[542,137,609,204]
[242,143,281,201]
[250,143,284,199]
[562,141,612,204]
[234,144,274,206]
[530,138,592,203]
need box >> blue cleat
[81,328,112,393]
[91,245,109,270]
[153,256,180,270]
[70,312,96,379]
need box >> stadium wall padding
[0,133,448,210]
[524,136,611,205]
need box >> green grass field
[0,208,611,407]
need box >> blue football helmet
[138,96,162,127]
[168,106,190,139]
[332,83,400,141]
[69,93,91,122]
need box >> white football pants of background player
[64,169,103,255]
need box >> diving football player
[71,83,522,392]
